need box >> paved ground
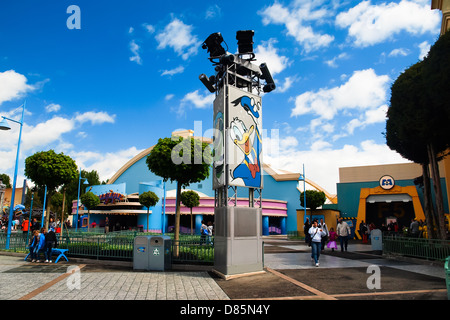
[0,238,447,311]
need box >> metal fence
[0,231,214,264]
[383,235,450,261]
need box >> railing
[383,235,450,261]
[0,231,214,264]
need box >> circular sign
[379,175,395,190]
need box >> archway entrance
[356,185,425,239]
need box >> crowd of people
[304,217,352,267]
[358,218,429,240]
[303,216,434,267]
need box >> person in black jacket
[44,228,58,263]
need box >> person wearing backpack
[200,220,208,245]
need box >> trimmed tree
[24,150,78,229]
[386,32,450,239]
[80,191,100,232]
[139,191,159,232]
[300,190,326,221]
[146,136,211,254]
[180,190,200,235]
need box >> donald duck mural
[228,90,263,189]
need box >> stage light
[199,74,216,93]
[260,63,276,93]
[202,32,226,58]
[236,30,254,55]
[219,54,235,65]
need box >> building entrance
[108,215,138,231]
[366,201,415,230]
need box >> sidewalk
[0,238,447,302]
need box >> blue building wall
[138,181,165,232]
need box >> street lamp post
[0,102,25,250]
[299,164,307,223]
[75,168,89,231]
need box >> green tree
[63,169,100,214]
[0,173,11,188]
[386,61,441,238]
[386,32,450,239]
[421,31,450,239]
[24,150,78,229]
[80,191,100,232]
[139,191,159,232]
[300,190,326,221]
[180,190,200,235]
[146,136,211,251]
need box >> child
[327,227,338,252]
[29,230,39,262]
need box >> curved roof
[107,131,337,204]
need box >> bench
[24,248,69,263]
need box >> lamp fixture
[236,30,255,60]
[202,32,226,58]
[0,118,11,130]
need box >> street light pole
[75,168,89,232]
[1,102,25,250]
[75,168,82,232]
[299,164,307,223]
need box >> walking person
[319,218,329,252]
[200,220,207,245]
[21,217,30,237]
[304,218,311,245]
[327,227,338,252]
[337,218,351,252]
[309,219,326,267]
[359,220,368,243]
[44,228,58,263]
[207,221,213,245]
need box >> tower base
[213,206,264,278]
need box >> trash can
[133,235,151,270]
[371,229,382,253]
[148,235,172,271]
[445,256,450,300]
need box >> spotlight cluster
[199,30,275,95]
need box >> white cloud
[336,0,441,47]
[129,40,142,65]
[388,48,410,57]
[174,90,215,118]
[264,137,409,194]
[291,69,390,120]
[155,18,200,60]
[0,70,35,105]
[45,103,61,113]
[324,52,349,68]
[254,39,290,75]
[74,111,116,125]
[22,116,75,151]
[74,147,144,183]
[418,41,431,59]
[143,23,155,34]
[205,5,221,19]
[181,90,214,109]
[161,66,184,76]
[259,2,334,53]
[275,76,295,93]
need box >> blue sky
[0,0,443,195]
